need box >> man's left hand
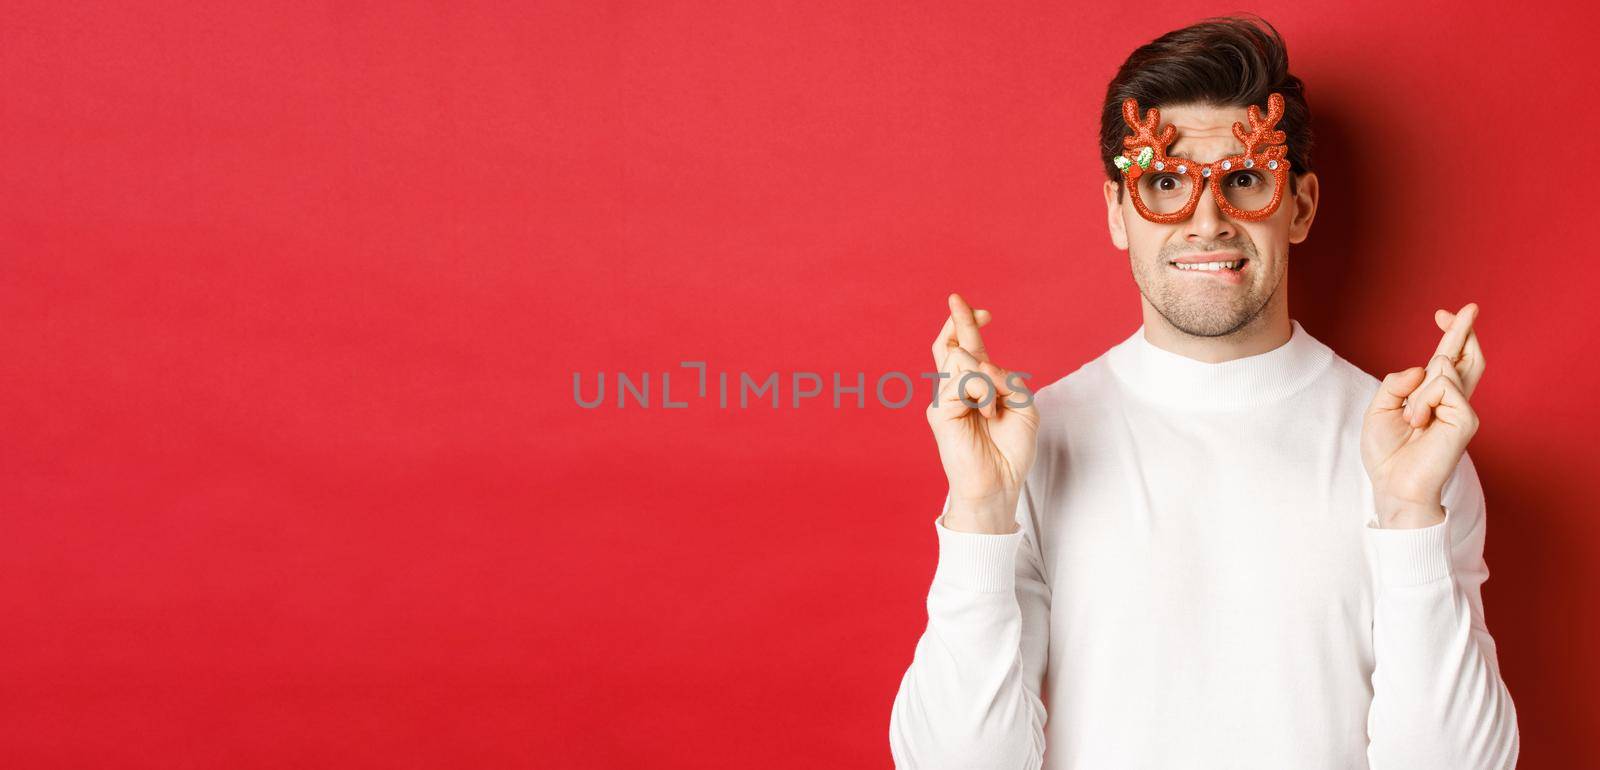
[1360,303,1487,529]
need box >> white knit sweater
[889,320,1519,769]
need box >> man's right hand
[926,292,1041,534]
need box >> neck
[1106,302,1332,412]
[1138,294,1292,363]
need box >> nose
[1185,177,1236,243]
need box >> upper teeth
[1173,260,1242,271]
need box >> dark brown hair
[1101,15,1312,199]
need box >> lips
[1169,251,1244,265]
[1167,252,1247,283]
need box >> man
[888,16,1519,770]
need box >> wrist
[944,492,1020,534]
[1374,495,1446,529]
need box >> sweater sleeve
[888,484,1051,769]
[1363,450,1519,769]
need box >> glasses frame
[1114,92,1292,225]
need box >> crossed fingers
[930,294,991,370]
[1432,305,1486,399]
[930,293,1014,419]
[1403,302,1485,429]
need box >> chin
[1156,296,1263,338]
[1170,317,1253,338]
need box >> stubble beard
[1133,238,1281,339]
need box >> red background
[4,1,1596,767]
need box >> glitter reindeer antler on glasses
[1115,91,1293,224]
[1113,99,1177,182]
[1232,95,1288,164]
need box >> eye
[1228,171,1266,188]
[1152,174,1182,192]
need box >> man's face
[1102,102,1317,338]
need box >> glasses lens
[1134,172,1196,215]
[1219,167,1279,214]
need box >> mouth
[1168,253,1248,284]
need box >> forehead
[1156,102,1252,161]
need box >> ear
[1287,171,1319,244]
[1104,179,1129,250]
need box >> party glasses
[1113,92,1292,224]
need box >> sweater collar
[1105,319,1333,411]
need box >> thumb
[982,361,1037,420]
[1369,366,1425,415]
